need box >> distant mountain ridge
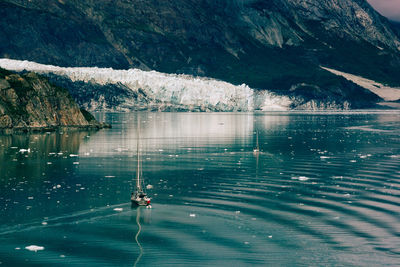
[1,0,400,104]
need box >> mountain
[0,68,109,131]
[1,0,400,106]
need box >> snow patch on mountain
[322,66,400,101]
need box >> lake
[1,111,400,266]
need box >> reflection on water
[0,130,99,226]
[132,207,152,267]
[80,113,259,156]
[133,207,143,267]
[0,111,399,266]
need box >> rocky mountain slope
[1,0,399,104]
[0,68,108,130]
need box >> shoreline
[0,123,111,134]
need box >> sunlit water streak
[0,111,399,266]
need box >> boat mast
[136,116,142,192]
[256,131,259,150]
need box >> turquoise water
[1,111,400,266]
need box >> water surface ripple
[0,111,399,266]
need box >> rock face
[0,68,107,130]
[1,0,400,100]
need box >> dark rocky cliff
[0,68,108,131]
[1,0,399,102]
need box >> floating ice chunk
[235,211,241,214]
[113,208,123,211]
[268,235,273,238]
[350,160,357,163]
[25,245,44,252]
[73,162,80,165]
[69,154,79,157]
[189,213,196,217]
[19,148,30,153]
[27,196,34,200]
[42,221,48,225]
[320,156,330,159]
[15,247,21,250]
[146,184,153,189]
[292,176,309,181]
[56,185,61,188]
[105,176,115,178]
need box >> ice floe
[25,245,44,252]
[292,176,310,181]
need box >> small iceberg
[292,176,310,181]
[25,245,44,252]
[113,208,123,212]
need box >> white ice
[292,176,310,181]
[0,58,292,111]
[25,245,44,252]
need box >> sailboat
[131,118,151,206]
[253,130,260,154]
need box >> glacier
[0,58,345,111]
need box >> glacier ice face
[0,58,350,111]
[0,58,293,111]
